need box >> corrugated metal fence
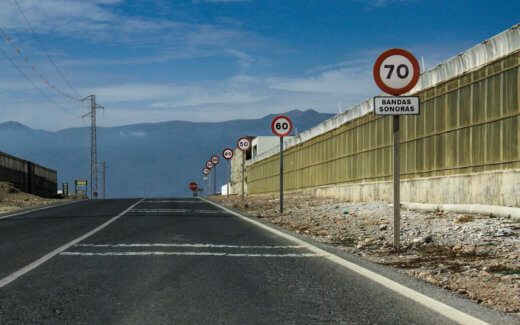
[247,50,520,195]
[0,151,57,198]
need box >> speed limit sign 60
[237,137,251,151]
[203,168,210,175]
[222,148,234,160]
[211,155,220,165]
[271,115,293,137]
[206,161,213,169]
[373,49,420,95]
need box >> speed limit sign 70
[206,161,213,169]
[222,148,234,160]
[237,137,251,151]
[271,115,293,137]
[211,155,220,165]
[373,48,420,95]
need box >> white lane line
[75,243,306,249]
[201,198,489,325]
[60,251,326,257]
[128,209,223,214]
[143,200,204,203]
[0,199,144,289]
[0,200,81,220]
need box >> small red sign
[211,155,220,165]
[189,182,198,191]
[203,168,210,175]
[271,115,293,137]
[373,48,420,96]
[206,161,213,169]
[222,148,234,160]
[237,137,251,151]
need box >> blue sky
[0,0,518,130]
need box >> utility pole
[102,161,108,199]
[81,95,104,199]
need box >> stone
[452,244,463,252]
[379,224,388,231]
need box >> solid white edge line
[75,243,306,249]
[201,198,488,325]
[0,200,82,220]
[60,251,326,257]
[0,199,144,288]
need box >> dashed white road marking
[75,243,306,249]
[0,200,81,220]
[143,200,204,203]
[60,251,327,257]
[201,198,489,325]
[129,209,222,214]
[0,199,144,289]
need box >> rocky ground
[212,194,520,318]
[0,182,71,214]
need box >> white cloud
[270,66,376,95]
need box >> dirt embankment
[212,195,520,318]
[0,182,74,214]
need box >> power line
[13,0,82,98]
[0,26,82,102]
[0,44,76,116]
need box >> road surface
[0,198,514,324]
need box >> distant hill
[0,109,335,198]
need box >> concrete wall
[289,169,520,207]
[246,25,520,207]
[229,148,247,195]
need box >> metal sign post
[206,161,213,195]
[211,155,220,195]
[373,48,420,250]
[222,148,234,198]
[203,168,210,197]
[237,137,251,201]
[271,115,293,214]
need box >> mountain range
[0,110,334,198]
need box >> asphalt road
[0,198,514,324]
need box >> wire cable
[0,44,77,116]
[0,26,82,102]
[13,0,82,98]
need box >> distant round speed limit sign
[237,137,251,151]
[373,49,420,95]
[189,182,198,191]
[271,115,293,137]
[206,161,213,169]
[211,155,220,165]
[222,148,234,160]
[203,168,210,175]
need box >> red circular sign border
[189,182,198,191]
[206,161,213,169]
[211,155,220,165]
[222,148,234,160]
[373,48,420,96]
[203,168,210,175]
[236,137,251,152]
[271,115,293,137]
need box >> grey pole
[213,165,217,195]
[280,136,284,214]
[226,159,230,198]
[208,170,211,196]
[241,151,245,201]
[393,115,400,249]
